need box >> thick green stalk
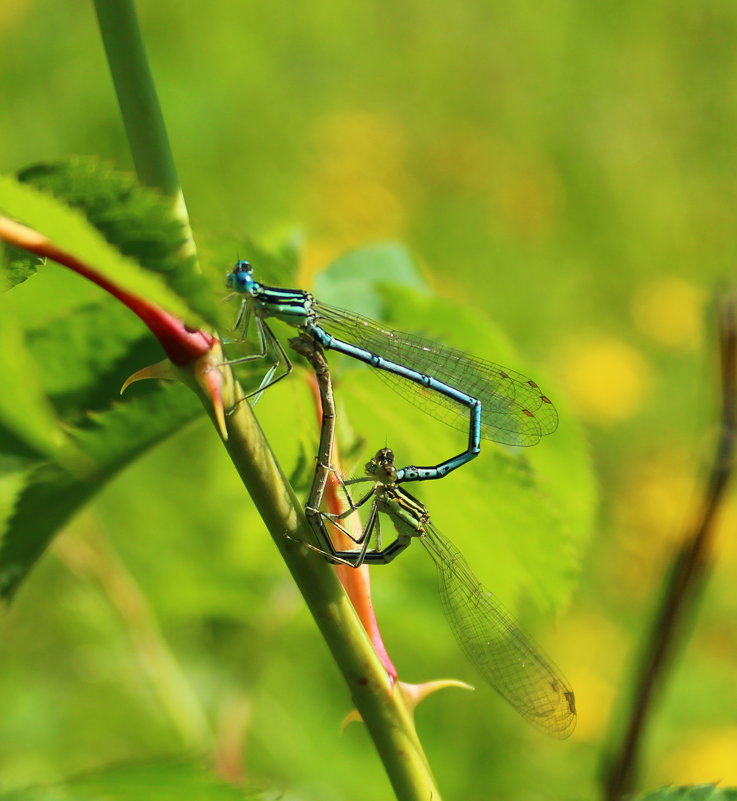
[180,351,442,801]
[92,0,195,254]
[90,3,440,794]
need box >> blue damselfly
[226,261,557,482]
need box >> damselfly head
[365,447,397,484]
[226,261,257,295]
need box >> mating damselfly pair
[224,261,576,738]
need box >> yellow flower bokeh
[558,336,653,424]
[301,110,412,275]
[559,612,625,741]
[611,450,697,594]
[632,277,705,351]
[654,728,737,785]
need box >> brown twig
[602,290,737,800]
[290,334,399,679]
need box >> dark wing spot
[540,395,552,404]
[522,409,534,417]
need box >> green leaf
[631,784,737,801]
[17,158,223,328]
[0,288,63,459]
[1,245,44,287]
[0,383,203,600]
[0,760,263,801]
[311,256,595,614]
[0,172,198,326]
[314,242,429,317]
[6,240,174,426]
[23,296,162,419]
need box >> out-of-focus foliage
[0,761,263,801]
[631,785,737,801]
[1,1,737,800]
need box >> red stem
[0,216,215,365]
[305,370,399,681]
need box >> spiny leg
[226,321,294,413]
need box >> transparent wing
[314,302,557,447]
[420,522,576,738]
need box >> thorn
[120,348,229,442]
[339,677,474,732]
[339,708,364,733]
[120,359,176,394]
[399,677,475,714]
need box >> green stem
[181,350,442,801]
[91,0,195,255]
[53,531,212,751]
[92,3,437,793]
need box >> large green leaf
[16,158,223,328]
[0,761,263,801]
[313,247,595,614]
[0,172,201,327]
[0,288,63,461]
[0,384,203,600]
[313,242,429,316]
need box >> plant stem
[602,291,737,800]
[294,333,399,680]
[91,0,195,256]
[0,216,439,797]
[53,530,212,751]
[90,5,438,794]
[180,349,442,801]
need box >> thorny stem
[0,217,440,799]
[181,348,442,801]
[602,291,737,801]
[9,8,443,790]
[0,216,212,366]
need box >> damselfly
[308,446,577,738]
[226,261,557,483]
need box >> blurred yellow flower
[611,451,697,593]
[303,110,411,255]
[565,666,616,741]
[611,450,737,596]
[0,0,29,31]
[559,612,625,741]
[632,277,705,350]
[655,727,737,785]
[559,336,652,424]
[300,239,344,285]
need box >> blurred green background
[3,0,737,799]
